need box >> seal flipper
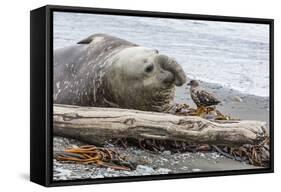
[77,35,96,44]
[77,33,106,44]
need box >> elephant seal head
[105,47,187,111]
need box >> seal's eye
[145,64,154,73]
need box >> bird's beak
[187,82,191,86]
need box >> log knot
[124,118,136,125]
[178,119,193,125]
[62,112,80,121]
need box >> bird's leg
[195,106,207,116]
[206,106,215,113]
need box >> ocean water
[54,12,270,97]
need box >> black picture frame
[30,4,274,187]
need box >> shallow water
[53,12,270,97]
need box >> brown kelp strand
[112,138,269,167]
[54,145,136,171]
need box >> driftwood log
[53,104,267,146]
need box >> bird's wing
[191,89,201,106]
[196,89,220,105]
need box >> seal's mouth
[149,87,175,112]
[106,83,175,112]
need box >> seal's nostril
[162,71,175,85]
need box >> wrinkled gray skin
[54,34,187,112]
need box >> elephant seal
[54,34,187,112]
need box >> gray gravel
[53,136,261,181]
